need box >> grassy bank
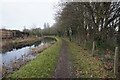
[67,40,115,78]
[6,37,62,78]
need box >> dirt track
[54,39,73,78]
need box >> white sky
[0,0,59,31]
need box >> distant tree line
[23,27,42,37]
[23,23,58,37]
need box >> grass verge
[67,40,115,78]
[6,36,62,78]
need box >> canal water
[0,37,56,67]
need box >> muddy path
[54,39,73,78]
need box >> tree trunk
[116,17,120,78]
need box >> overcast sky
[0,0,59,31]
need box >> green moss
[7,36,62,78]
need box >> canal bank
[1,37,43,53]
[1,37,57,78]
[4,37,62,79]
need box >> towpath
[54,39,73,78]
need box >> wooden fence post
[114,47,119,75]
[69,27,72,41]
[92,41,95,56]
[0,54,2,79]
[0,31,2,79]
[84,40,86,49]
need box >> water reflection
[1,37,56,68]
[2,42,44,67]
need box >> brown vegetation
[1,37,43,53]
[31,41,56,55]
[0,29,13,39]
